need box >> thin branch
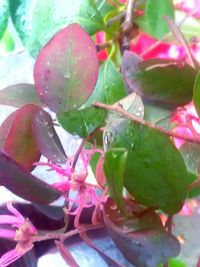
[72,139,87,170]
[188,175,200,191]
[122,0,135,33]
[93,101,200,144]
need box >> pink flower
[0,202,37,267]
[171,102,200,148]
[36,148,107,228]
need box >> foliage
[0,0,200,266]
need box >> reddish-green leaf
[103,198,180,267]
[32,109,67,164]
[0,111,18,150]
[0,84,42,108]
[5,104,41,171]
[122,51,197,108]
[0,151,61,204]
[34,23,99,113]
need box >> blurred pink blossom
[0,202,37,267]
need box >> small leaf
[58,107,106,138]
[0,84,42,108]
[5,104,41,171]
[103,198,180,267]
[122,51,197,108]
[32,109,67,164]
[34,23,99,113]
[193,70,200,117]
[84,58,127,107]
[145,0,174,39]
[104,119,188,214]
[10,0,104,57]
[157,257,187,267]
[0,0,9,39]
[0,151,61,204]
[104,148,128,213]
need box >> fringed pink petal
[0,229,16,239]
[0,248,23,267]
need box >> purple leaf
[32,109,67,164]
[0,84,42,108]
[0,151,61,204]
[103,198,180,267]
[34,23,99,113]
[4,104,41,171]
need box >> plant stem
[33,223,103,242]
[93,101,200,144]
[188,175,200,191]
[72,139,87,170]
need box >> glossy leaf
[5,104,41,171]
[104,148,128,213]
[0,111,18,150]
[145,0,174,39]
[103,198,180,267]
[84,59,127,107]
[58,107,106,138]
[0,0,9,39]
[104,119,188,214]
[34,23,99,114]
[10,0,104,57]
[32,109,67,164]
[0,151,61,204]
[0,84,42,108]
[122,51,197,107]
[193,70,200,117]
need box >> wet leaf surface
[103,198,180,267]
[34,23,99,113]
[32,109,67,164]
[104,119,188,214]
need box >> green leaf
[157,257,187,267]
[122,51,197,108]
[58,107,106,138]
[193,70,200,117]
[84,59,127,107]
[145,0,174,39]
[0,84,42,108]
[104,119,188,214]
[10,0,105,57]
[0,28,15,53]
[0,151,61,204]
[0,0,9,39]
[4,104,41,171]
[103,198,180,267]
[34,23,99,114]
[104,148,128,213]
